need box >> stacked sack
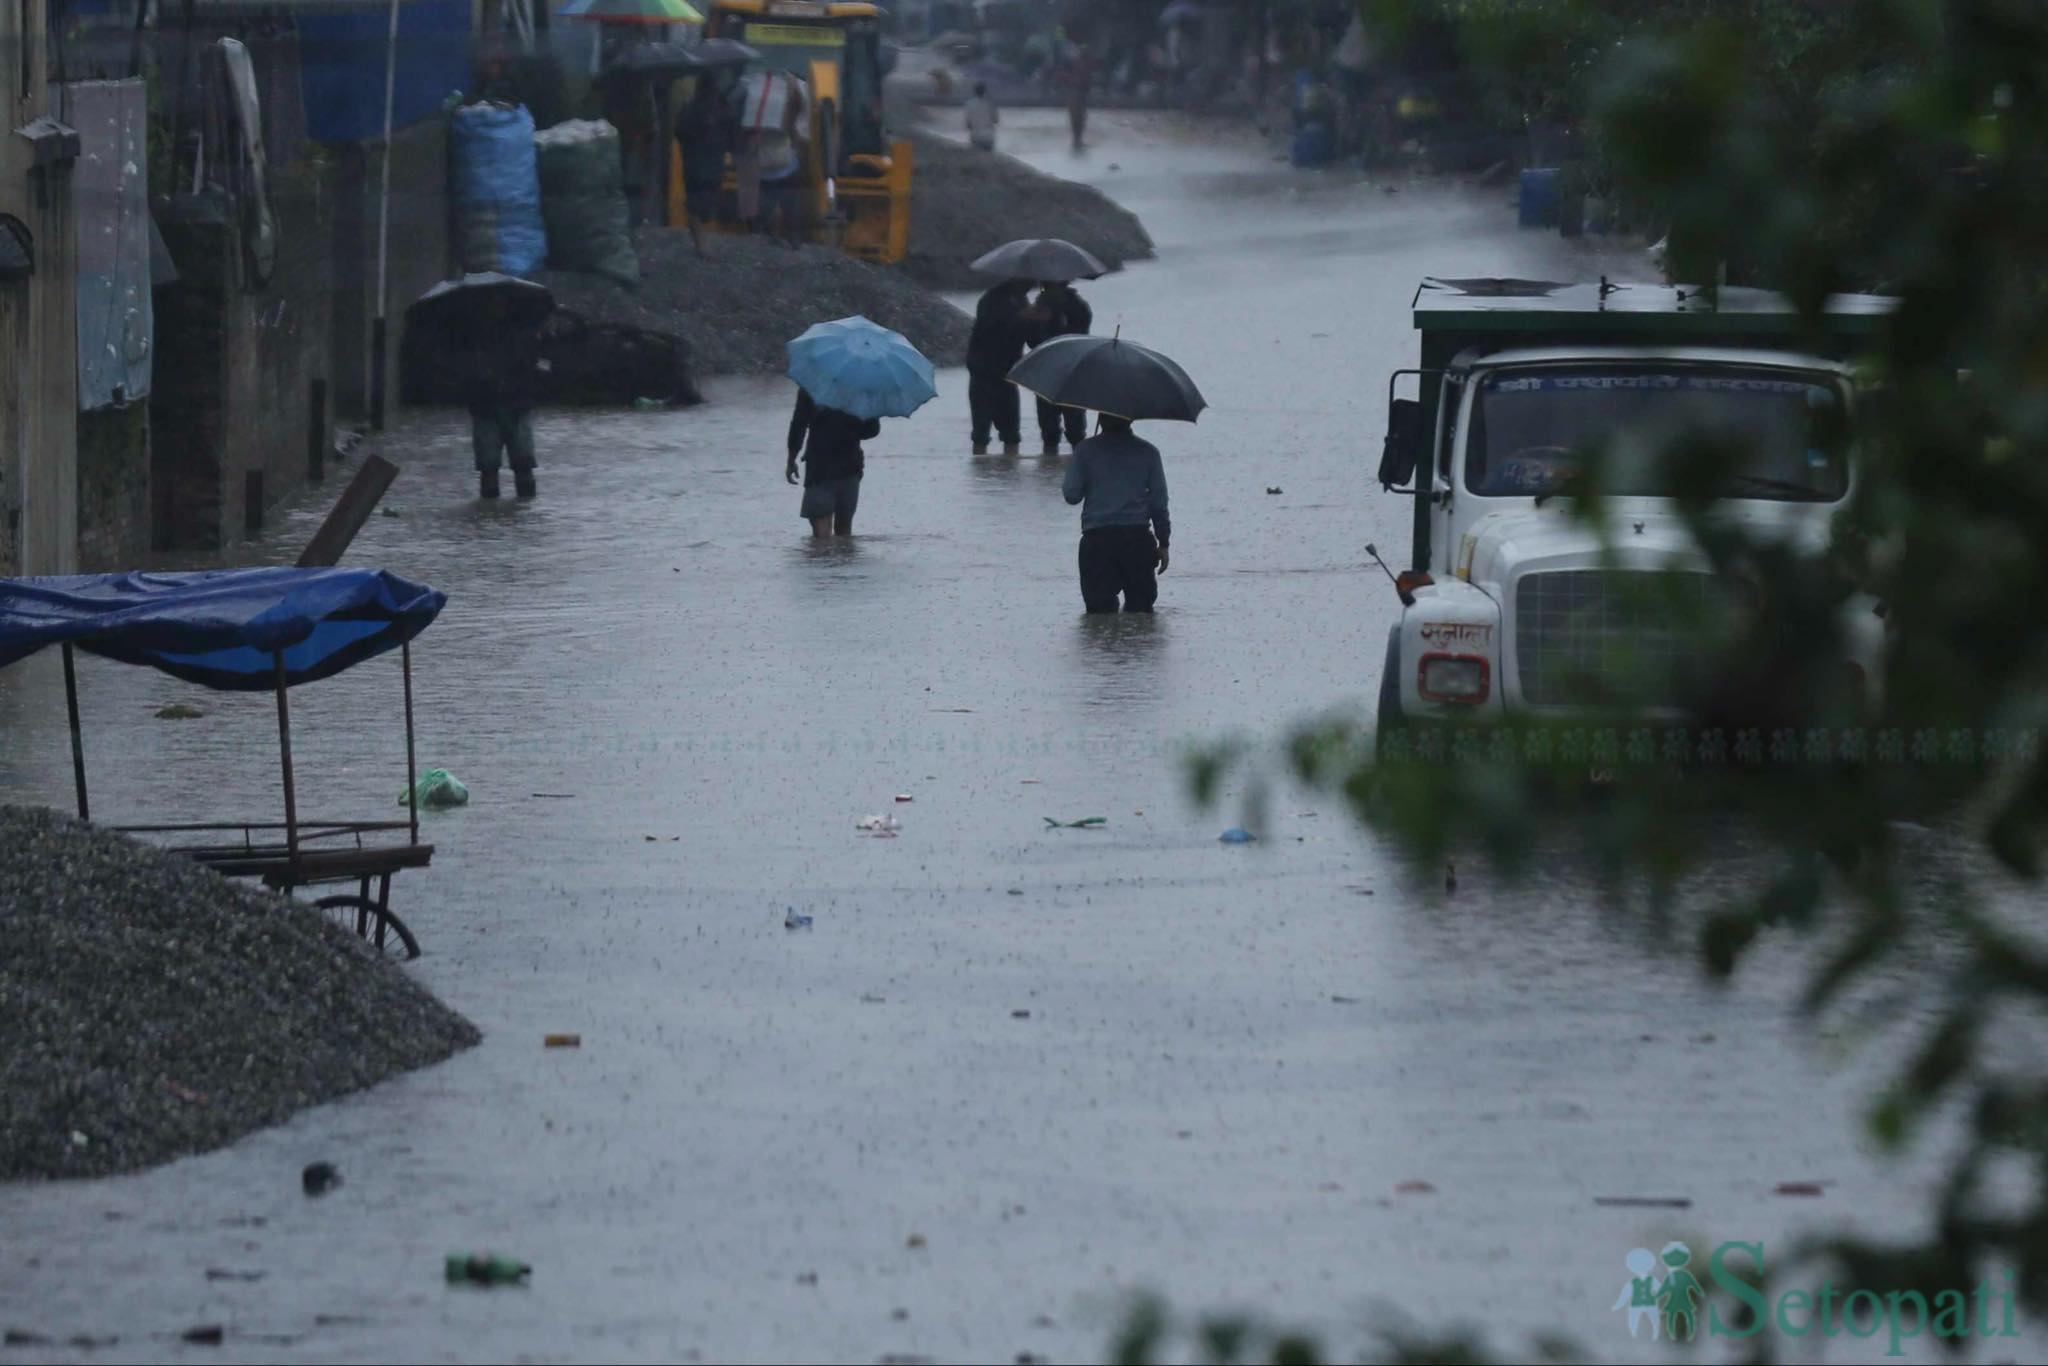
[534,119,639,287]
[452,101,548,276]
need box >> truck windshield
[1464,366,1849,502]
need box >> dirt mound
[0,806,479,1181]
[899,128,1155,292]
[539,229,973,378]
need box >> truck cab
[1375,279,1894,736]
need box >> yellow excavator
[669,0,912,264]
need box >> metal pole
[62,645,89,821]
[371,0,402,431]
[274,652,299,859]
[402,641,419,844]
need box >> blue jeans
[471,406,535,473]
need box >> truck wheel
[1375,627,1402,760]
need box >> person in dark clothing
[1062,415,1170,612]
[787,386,881,538]
[455,308,543,499]
[677,74,739,256]
[965,279,1046,455]
[1029,280,1092,455]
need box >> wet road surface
[0,110,2016,1362]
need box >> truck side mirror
[1379,397,1421,491]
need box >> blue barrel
[1291,122,1334,168]
[1518,168,1559,228]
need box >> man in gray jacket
[1061,415,1170,613]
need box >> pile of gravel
[899,128,1155,292]
[0,806,479,1181]
[537,229,974,378]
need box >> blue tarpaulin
[297,0,472,144]
[0,568,446,691]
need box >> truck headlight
[1418,653,1491,705]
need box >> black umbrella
[602,37,756,80]
[603,40,702,78]
[970,237,1108,283]
[406,273,556,331]
[1007,334,1206,423]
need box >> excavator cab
[684,1,912,263]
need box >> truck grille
[1513,570,1719,711]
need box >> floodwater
[0,110,2030,1363]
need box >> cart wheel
[314,895,422,961]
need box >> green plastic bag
[402,769,470,810]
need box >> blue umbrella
[786,316,937,421]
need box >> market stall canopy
[0,569,447,691]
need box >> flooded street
[0,111,1988,1362]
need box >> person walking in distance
[964,81,999,152]
[1063,39,1094,150]
[965,279,1046,455]
[1062,415,1170,612]
[1029,279,1092,455]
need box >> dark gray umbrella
[685,37,760,67]
[970,237,1108,283]
[1007,334,1206,423]
[406,273,556,331]
[603,40,702,78]
[603,37,757,78]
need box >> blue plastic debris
[1219,827,1257,844]
[784,909,813,930]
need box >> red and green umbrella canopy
[558,0,704,25]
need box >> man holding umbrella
[966,238,1106,457]
[965,279,1043,457]
[1030,279,1092,456]
[1008,331,1206,612]
[785,316,937,538]
[409,273,555,500]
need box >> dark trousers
[470,405,536,472]
[1078,526,1159,613]
[1037,397,1088,448]
[968,370,1020,446]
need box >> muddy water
[0,110,2017,1363]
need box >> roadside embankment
[0,806,479,1181]
[541,229,976,379]
[897,128,1155,292]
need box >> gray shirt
[1063,429,1170,545]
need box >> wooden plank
[296,453,399,568]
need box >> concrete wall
[1,0,82,576]
[149,160,336,553]
[330,120,454,424]
[76,404,150,568]
[148,114,451,552]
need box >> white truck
[1374,278,1893,740]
